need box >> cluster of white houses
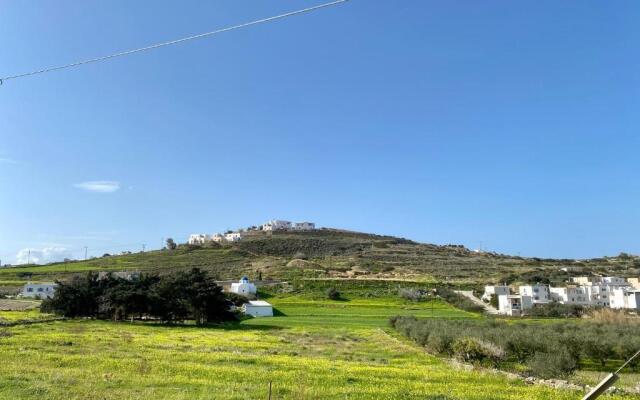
[188,219,316,245]
[483,276,640,316]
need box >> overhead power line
[0,0,349,84]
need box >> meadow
[0,295,633,400]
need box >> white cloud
[0,157,18,164]
[16,247,73,265]
[73,181,120,193]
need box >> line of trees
[390,316,640,378]
[41,268,236,325]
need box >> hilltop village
[187,219,316,245]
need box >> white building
[519,284,550,303]
[571,276,601,286]
[225,232,244,242]
[602,276,629,287]
[230,277,257,296]
[550,286,590,305]
[21,283,57,299]
[628,278,640,289]
[242,300,273,317]
[262,220,292,231]
[292,222,316,231]
[610,288,640,310]
[498,294,532,316]
[584,285,613,307]
[211,233,225,243]
[188,234,209,245]
[481,285,510,302]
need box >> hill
[1,228,639,293]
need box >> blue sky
[1,0,638,263]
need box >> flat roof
[247,300,272,307]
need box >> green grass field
[0,296,632,400]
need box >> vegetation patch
[390,316,640,379]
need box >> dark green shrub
[326,287,341,300]
[452,337,504,366]
[527,348,577,378]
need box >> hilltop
[1,228,639,293]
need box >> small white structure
[560,266,584,273]
[602,276,629,287]
[519,284,550,303]
[211,233,225,243]
[230,276,257,296]
[225,232,244,242]
[481,285,510,302]
[610,289,640,310]
[21,283,57,299]
[188,234,209,245]
[292,222,316,231]
[242,300,273,317]
[262,220,292,231]
[628,278,640,289]
[498,294,532,316]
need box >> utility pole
[583,349,640,399]
[27,249,30,264]
[84,246,88,260]
[161,237,164,250]
[142,244,146,253]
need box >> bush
[436,288,483,313]
[398,288,425,302]
[452,337,504,366]
[326,287,341,300]
[391,316,638,378]
[528,302,586,318]
[527,348,577,378]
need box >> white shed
[242,300,273,317]
[21,283,57,299]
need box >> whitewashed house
[481,285,510,302]
[610,289,640,310]
[550,286,590,305]
[230,277,257,296]
[242,300,273,317]
[602,276,629,287]
[211,233,225,243]
[262,220,292,231]
[292,222,316,231]
[584,285,613,307]
[571,276,601,285]
[21,283,57,299]
[519,284,550,303]
[188,234,209,245]
[498,294,532,316]
[225,232,244,242]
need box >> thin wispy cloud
[0,157,18,164]
[73,181,121,193]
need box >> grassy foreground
[0,297,630,400]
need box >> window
[27,288,33,292]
